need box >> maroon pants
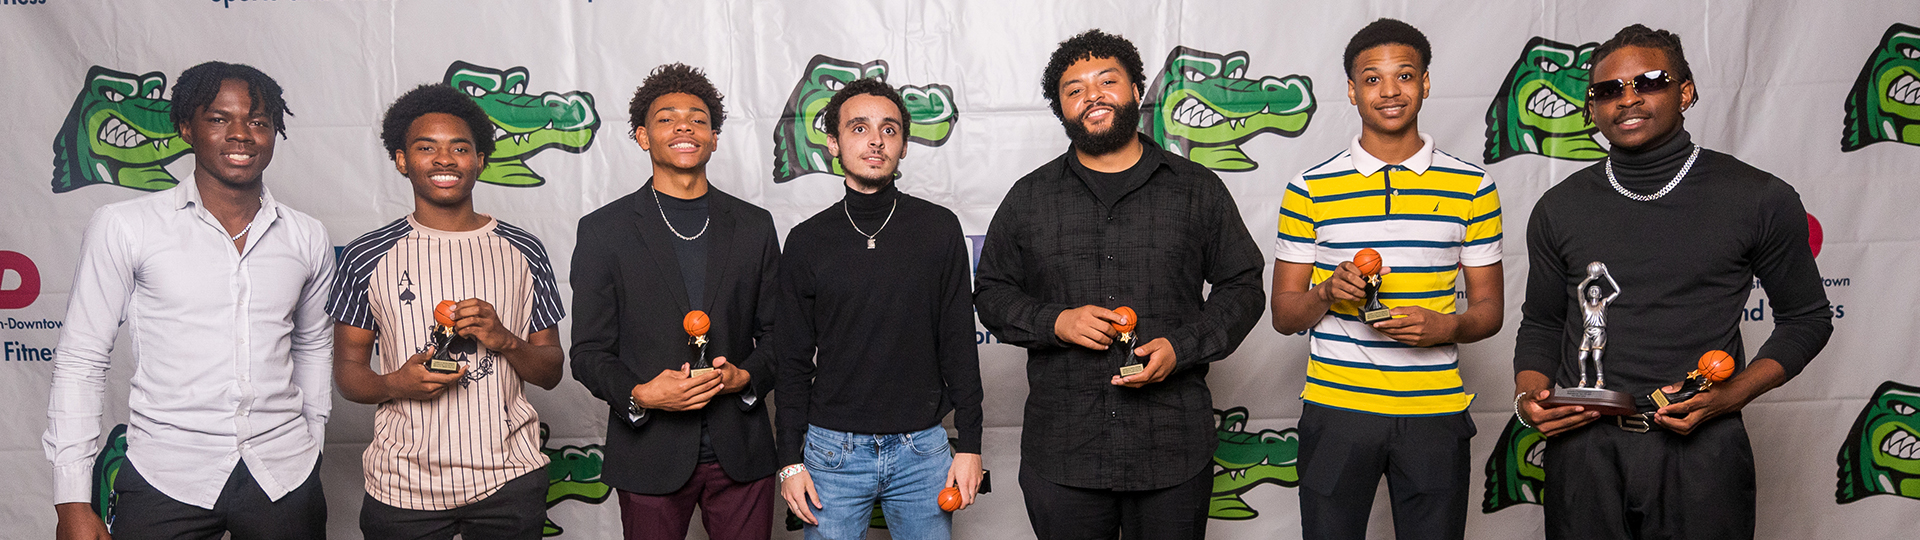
[617,461,774,540]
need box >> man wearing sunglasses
[1512,24,1832,539]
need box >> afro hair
[380,83,497,159]
[627,63,727,136]
[1040,29,1146,120]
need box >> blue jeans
[803,424,953,540]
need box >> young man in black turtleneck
[774,78,984,540]
[1513,25,1832,540]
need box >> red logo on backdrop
[0,251,42,309]
[1807,213,1823,258]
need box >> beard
[846,167,895,191]
[1063,99,1143,156]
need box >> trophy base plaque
[1539,386,1637,416]
[1361,308,1394,324]
[426,358,461,374]
[688,367,715,377]
[1118,363,1144,377]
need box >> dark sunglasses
[1586,70,1677,103]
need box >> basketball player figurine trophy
[1650,350,1736,408]
[1112,306,1142,377]
[1355,248,1393,324]
[1539,262,1636,415]
[684,310,714,376]
[427,300,462,373]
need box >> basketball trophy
[427,300,462,373]
[1538,262,1636,415]
[1112,306,1142,377]
[1355,249,1393,324]
[1650,350,1736,408]
[684,310,714,376]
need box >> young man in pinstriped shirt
[1269,19,1505,540]
[328,84,566,540]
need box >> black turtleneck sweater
[1515,130,1833,403]
[774,183,985,466]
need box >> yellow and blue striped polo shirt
[1275,134,1502,416]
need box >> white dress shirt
[43,180,334,509]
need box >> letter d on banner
[0,251,41,309]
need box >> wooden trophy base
[1118,363,1144,377]
[1539,386,1637,416]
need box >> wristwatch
[627,395,648,421]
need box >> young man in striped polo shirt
[1269,19,1505,540]
[329,84,566,540]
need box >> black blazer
[570,181,780,494]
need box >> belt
[1614,413,1656,433]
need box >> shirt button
[1105,255,1114,261]
[1107,295,1116,301]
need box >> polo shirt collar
[1348,132,1435,176]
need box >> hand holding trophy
[427,300,463,373]
[1112,306,1142,377]
[1650,350,1736,408]
[684,310,714,376]
[1354,248,1392,324]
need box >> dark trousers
[1296,403,1474,540]
[359,467,548,540]
[616,461,775,540]
[1545,412,1756,540]
[111,458,327,540]
[1018,459,1212,540]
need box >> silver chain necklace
[844,198,898,249]
[1605,145,1700,202]
[651,186,710,241]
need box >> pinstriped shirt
[326,215,563,510]
[1275,134,1503,416]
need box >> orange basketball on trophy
[1112,306,1137,334]
[434,300,457,327]
[1696,350,1735,382]
[683,310,710,337]
[938,486,963,512]
[1353,248,1382,276]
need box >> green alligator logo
[443,62,600,187]
[1208,406,1299,520]
[771,55,958,183]
[1483,37,1604,163]
[52,66,192,193]
[539,423,612,536]
[1481,415,1547,513]
[1836,380,1920,503]
[1842,23,1920,151]
[1140,47,1315,172]
[89,424,130,522]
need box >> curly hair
[380,83,497,159]
[170,61,292,139]
[1343,18,1432,78]
[822,78,910,139]
[1591,24,1699,106]
[1041,29,1145,120]
[627,63,727,136]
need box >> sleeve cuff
[53,463,92,505]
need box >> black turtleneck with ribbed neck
[773,181,986,466]
[1515,129,1833,402]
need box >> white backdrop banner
[1,1,1915,539]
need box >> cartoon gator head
[1482,415,1548,512]
[1483,37,1604,163]
[1140,47,1315,172]
[443,62,599,187]
[89,424,130,521]
[1836,380,1920,503]
[1842,23,1920,151]
[1208,407,1299,520]
[539,423,612,536]
[52,66,192,193]
[771,55,958,183]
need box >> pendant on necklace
[867,238,877,249]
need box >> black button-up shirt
[974,136,1265,490]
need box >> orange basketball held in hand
[938,486,963,512]
[434,300,457,327]
[683,310,711,337]
[1696,350,1735,382]
[1112,306,1137,334]
[1353,248,1382,276]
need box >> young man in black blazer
[570,63,781,540]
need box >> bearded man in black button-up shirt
[974,29,1266,540]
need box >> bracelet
[1513,392,1535,430]
[778,464,806,481]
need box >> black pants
[1019,459,1211,540]
[1296,403,1474,540]
[360,467,549,540]
[112,458,327,540]
[1545,412,1756,540]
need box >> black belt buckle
[1615,413,1652,433]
